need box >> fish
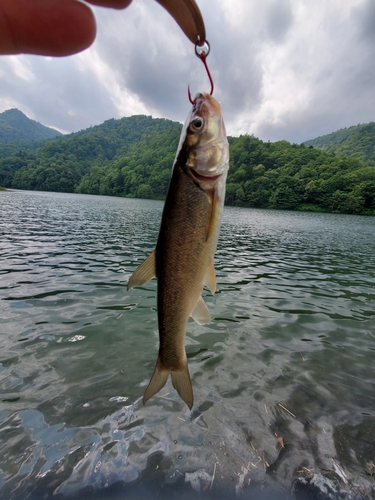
[127,92,229,409]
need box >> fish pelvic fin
[191,296,211,324]
[171,362,194,410]
[143,356,169,406]
[127,250,156,290]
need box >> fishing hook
[188,40,214,104]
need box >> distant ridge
[0,108,62,143]
[304,122,375,166]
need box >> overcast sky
[0,0,374,143]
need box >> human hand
[0,0,133,57]
[0,0,206,58]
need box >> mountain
[0,114,374,215]
[0,114,182,195]
[303,122,375,166]
[0,108,62,143]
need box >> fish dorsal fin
[204,258,216,293]
[191,296,211,324]
[127,250,156,290]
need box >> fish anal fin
[143,356,169,405]
[171,363,193,410]
[191,296,211,325]
[127,250,156,290]
[204,258,216,294]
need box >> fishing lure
[155,0,214,100]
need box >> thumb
[0,0,97,56]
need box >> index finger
[0,0,96,56]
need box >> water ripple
[0,191,375,498]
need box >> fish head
[179,92,229,189]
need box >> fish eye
[191,117,203,130]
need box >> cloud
[0,0,374,143]
[232,0,375,142]
[356,0,375,42]
[265,0,294,43]
[0,54,120,132]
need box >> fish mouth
[190,170,222,184]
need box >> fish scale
[156,162,212,367]
[127,92,229,409]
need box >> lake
[1,190,375,499]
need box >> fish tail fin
[143,357,169,406]
[171,362,193,410]
[143,357,194,410]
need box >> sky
[0,0,375,143]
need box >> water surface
[1,190,375,499]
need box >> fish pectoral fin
[171,363,193,410]
[143,357,169,406]
[127,250,156,290]
[204,258,216,294]
[191,296,211,325]
[206,188,220,242]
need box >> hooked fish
[127,92,229,409]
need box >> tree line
[0,115,374,215]
[304,122,375,167]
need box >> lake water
[0,190,375,500]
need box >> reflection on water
[1,190,375,499]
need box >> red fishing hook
[188,40,214,104]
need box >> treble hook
[188,40,214,104]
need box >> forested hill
[0,114,374,215]
[0,108,62,143]
[304,122,375,166]
[0,115,182,195]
